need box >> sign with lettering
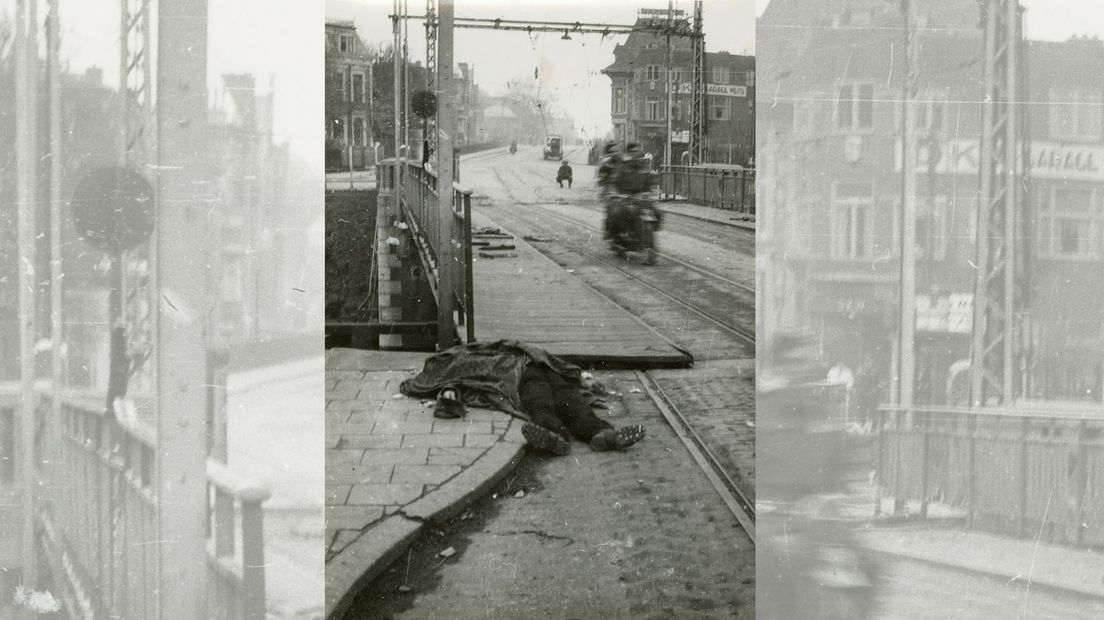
[671,130,689,143]
[674,83,747,97]
[895,139,1104,182]
[916,293,973,334]
[639,8,685,16]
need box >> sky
[328,0,755,139]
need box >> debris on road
[513,490,525,498]
[438,547,456,558]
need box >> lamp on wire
[561,29,572,40]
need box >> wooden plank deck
[469,212,691,368]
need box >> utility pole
[15,0,39,601]
[898,0,918,410]
[403,0,411,155]
[664,1,673,170]
[157,0,211,614]
[47,0,64,553]
[393,0,403,194]
[437,0,456,351]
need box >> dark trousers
[519,365,612,441]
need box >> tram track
[484,166,755,348]
[638,370,755,542]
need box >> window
[1036,185,1100,258]
[645,65,661,81]
[352,117,365,146]
[1049,88,1103,141]
[712,68,730,84]
[646,98,663,121]
[671,103,681,121]
[836,82,874,131]
[897,92,947,133]
[709,96,730,121]
[831,182,874,259]
[329,117,345,142]
[352,73,364,104]
[339,35,352,53]
[613,87,626,114]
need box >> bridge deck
[468,211,691,368]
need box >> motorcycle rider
[606,143,659,242]
[509,139,517,154]
[598,142,623,238]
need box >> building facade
[602,13,755,167]
[456,63,483,145]
[325,20,374,170]
[759,0,1104,405]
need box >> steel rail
[486,168,755,346]
[637,370,755,542]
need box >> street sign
[671,130,689,143]
[895,138,1104,183]
[71,167,155,253]
[412,90,437,118]
[917,293,973,333]
[674,83,747,97]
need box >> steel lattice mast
[118,0,157,397]
[970,0,1030,406]
[425,0,437,156]
[689,0,705,164]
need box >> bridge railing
[25,390,268,618]
[875,403,1104,547]
[659,165,755,214]
[378,158,475,344]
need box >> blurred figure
[757,329,881,620]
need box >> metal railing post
[240,492,268,620]
[463,192,474,342]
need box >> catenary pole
[436,0,456,350]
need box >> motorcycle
[758,497,881,619]
[606,193,660,265]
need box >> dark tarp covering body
[399,340,586,419]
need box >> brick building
[601,12,754,167]
[759,0,1104,404]
[325,20,374,170]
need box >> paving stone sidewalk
[323,348,525,618]
[658,200,755,230]
[860,521,1104,599]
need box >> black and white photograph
[759,0,1104,617]
[1,0,324,617]
[323,0,755,617]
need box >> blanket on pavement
[400,340,591,419]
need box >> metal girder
[390,15,701,38]
[117,0,157,399]
[689,0,705,164]
[970,0,1029,406]
[426,0,437,154]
